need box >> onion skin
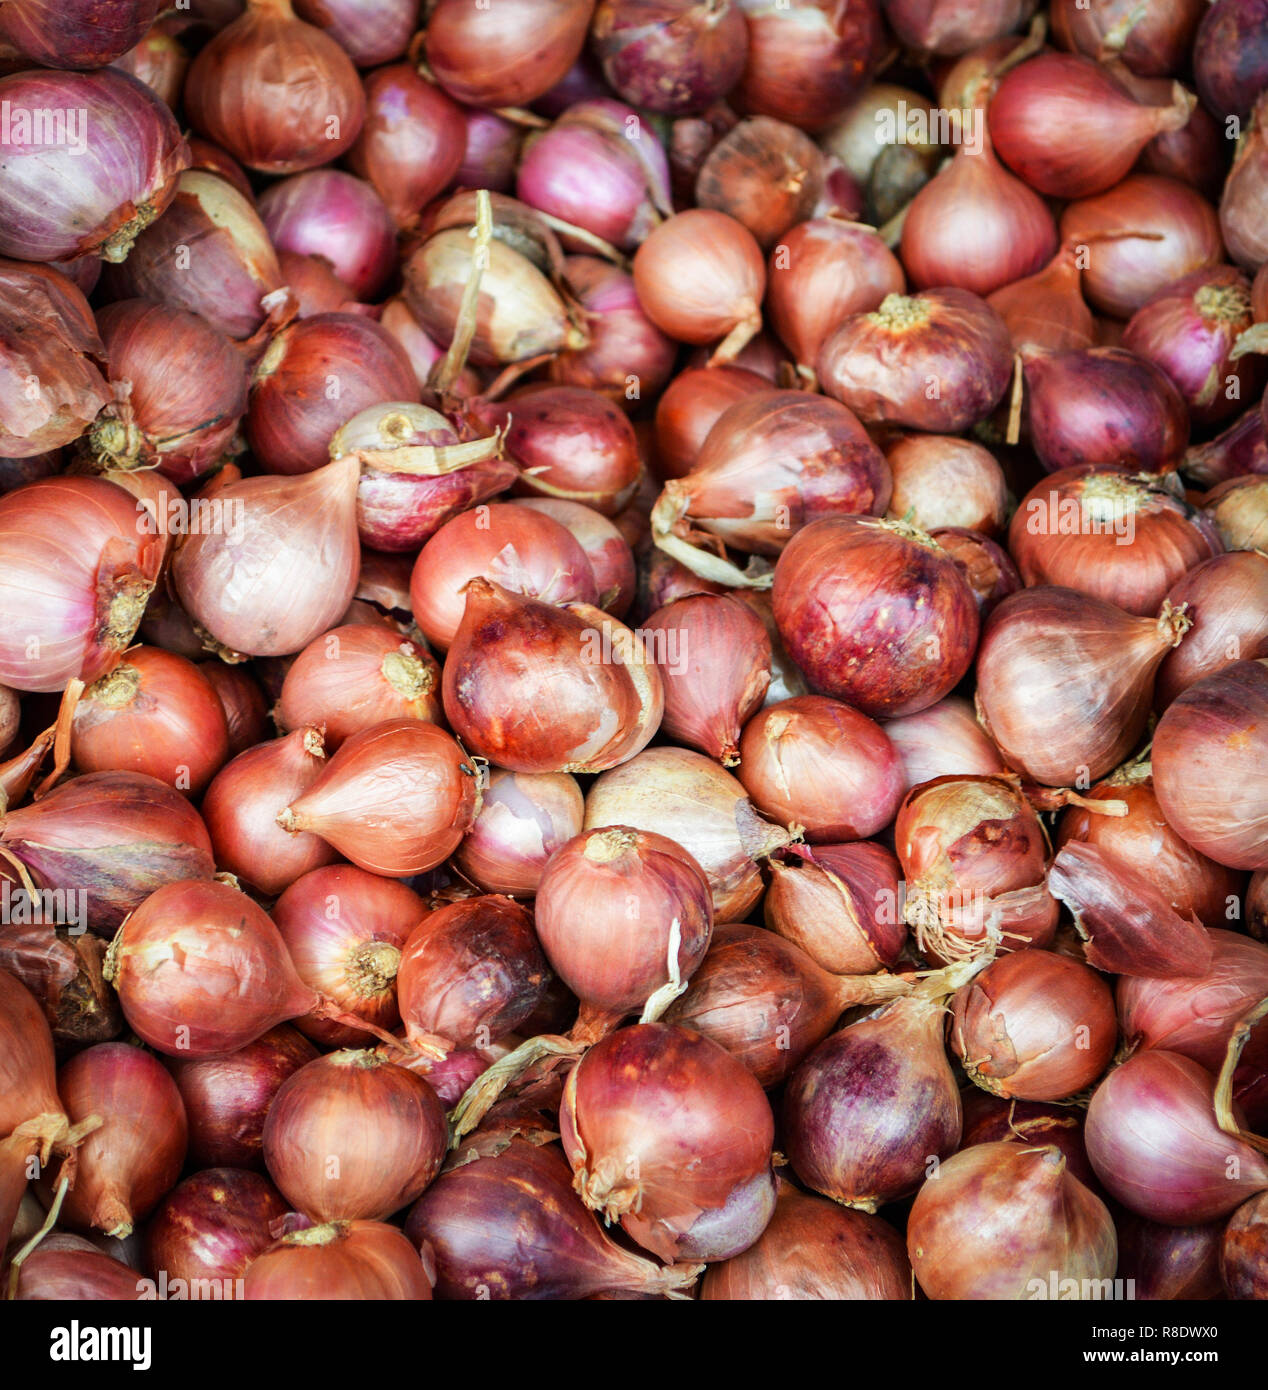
[105,879,319,1058]
[1157,553,1268,709]
[642,594,771,764]
[535,827,712,1016]
[185,0,365,174]
[0,923,120,1049]
[71,647,230,796]
[263,1050,447,1222]
[883,696,1007,793]
[277,626,441,750]
[144,1169,288,1293]
[13,1236,145,1301]
[1059,175,1224,320]
[908,1142,1117,1300]
[986,239,1098,354]
[960,1089,1100,1193]
[772,516,980,719]
[882,0,1034,56]
[560,1022,775,1263]
[0,67,188,264]
[817,289,1012,433]
[273,865,424,1048]
[0,772,215,936]
[243,1220,433,1300]
[0,968,67,1152]
[169,1026,319,1171]
[0,0,162,69]
[974,587,1189,787]
[281,719,482,878]
[454,769,584,897]
[700,1179,909,1299]
[1117,1216,1227,1300]
[1051,0,1204,78]
[293,0,416,66]
[1202,475,1268,553]
[931,527,1022,618]
[784,988,963,1211]
[1221,1191,1268,1299]
[653,366,770,480]
[950,952,1116,1102]
[1195,0,1268,123]
[52,1043,187,1239]
[512,498,636,619]
[1153,660,1268,871]
[1057,769,1245,930]
[1085,1050,1268,1224]
[695,117,825,250]
[884,436,1007,538]
[1009,468,1221,616]
[405,1137,701,1300]
[738,695,903,841]
[442,583,662,775]
[396,896,549,1053]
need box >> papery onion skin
[1221,1191,1268,1299]
[144,1168,289,1292]
[512,498,637,619]
[882,0,1034,56]
[1085,1050,1268,1224]
[173,456,362,659]
[277,625,441,750]
[1156,552,1268,708]
[1115,1215,1226,1300]
[1059,175,1224,320]
[560,1022,775,1263]
[281,718,481,878]
[700,1179,910,1299]
[105,879,319,1058]
[0,772,215,936]
[1153,660,1268,870]
[535,827,712,1015]
[1009,468,1221,616]
[959,1089,1100,1194]
[455,769,585,897]
[0,67,189,264]
[986,239,1098,354]
[695,117,825,250]
[273,864,424,1048]
[169,1026,319,1171]
[817,289,1012,433]
[13,1235,144,1301]
[907,1142,1117,1299]
[52,1042,187,1239]
[184,0,366,174]
[950,951,1117,1102]
[405,1137,700,1300]
[293,0,416,66]
[738,695,903,841]
[772,516,980,719]
[0,920,120,1048]
[243,1220,433,1300]
[974,587,1188,787]
[262,1050,447,1222]
[1201,475,1268,553]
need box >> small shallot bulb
[737,695,904,841]
[442,581,663,775]
[884,435,1009,537]
[453,770,585,897]
[535,827,713,1016]
[907,1143,1118,1300]
[279,719,482,877]
[641,594,771,764]
[950,951,1117,1101]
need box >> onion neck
[381,649,435,702]
[100,198,168,265]
[90,417,146,470]
[346,942,401,998]
[1195,282,1252,326]
[282,1220,347,1248]
[101,576,154,655]
[870,293,932,333]
[86,664,141,712]
[1154,599,1192,650]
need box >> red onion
[986,237,1098,353]
[701,1179,911,1299]
[173,456,361,658]
[457,106,522,192]
[71,646,230,795]
[103,170,286,341]
[1060,174,1224,319]
[0,969,78,1167]
[976,587,1190,787]
[0,772,214,935]
[885,435,1008,537]
[1202,475,1268,552]
[772,517,980,718]
[144,1169,288,1295]
[454,769,585,897]
[784,969,972,1210]
[1194,0,1268,122]
[733,0,880,131]
[0,262,109,459]
[1156,552,1268,708]
[1153,660,1268,870]
[185,0,365,174]
[1086,1050,1268,1223]
[0,0,162,69]
[511,498,637,618]
[882,0,1034,55]
[0,920,120,1048]
[908,1142,1116,1299]
[293,0,416,66]
[990,54,1192,198]
[169,1026,318,1170]
[694,117,824,250]
[561,1022,775,1262]
[259,171,396,301]
[1221,1191,1268,1298]
[243,1220,433,1299]
[426,0,592,106]
[652,365,771,480]
[111,14,193,111]
[443,583,663,774]
[0,67,188,263]
[406,1137,701,1300]
[13,1235,144,1301]
[818,289,1013,433]
[960,1089,1100,1193]
[593,0,749,115]
[1051,0,1204,78]
[887,695,1006,791]
[931,528,1022,618]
